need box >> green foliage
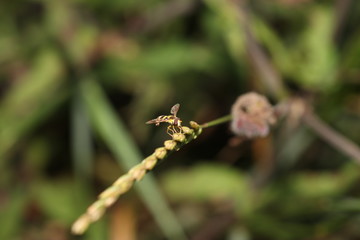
[162,163,248,202]
[161,162,360,239]
[0,0,359,239]
[116,42,215,78]
[291,6,337,91]
[33,179,84,224]
[0,190,28,240]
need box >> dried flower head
[230,92,276,138]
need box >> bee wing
[170,103,180,116]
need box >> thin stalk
[200,115,232,129]
[78,79,188,240]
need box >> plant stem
[200,115,232,129]
[79,79,188,240]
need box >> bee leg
[170,126,176,134]
[171,127,177,135]
[174,125,182,134]
[166,126,174,137]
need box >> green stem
[200,114,232,129]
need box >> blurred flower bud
[230,92,276,138]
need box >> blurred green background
[1,0,360,239]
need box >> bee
[146,103,183,136]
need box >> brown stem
[239,6,289,100]
[303,111,360,163]
[333,0,352,42]
[125,0,197,34]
